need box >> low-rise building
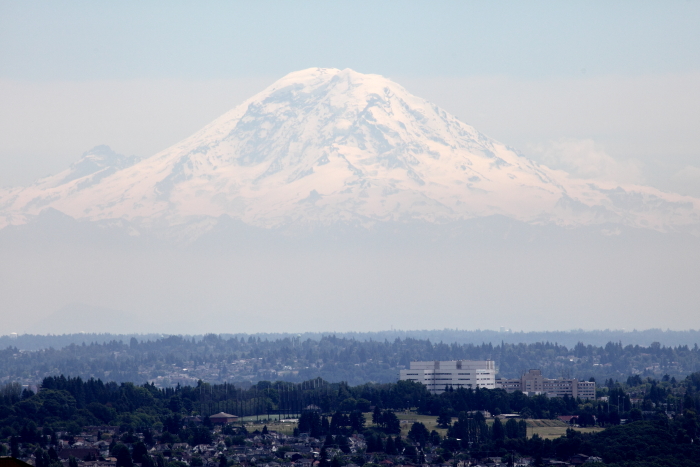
[496,369,596,399]
[208,412,239,424]
[399,360,496,394]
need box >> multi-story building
[496,369,596,399]
[399,360,496,394]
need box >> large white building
[496,369,596,400]
[399,360,496,394]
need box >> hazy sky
[1,1,700,195]
[1,2,700,335]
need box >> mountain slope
[1,68,699,236]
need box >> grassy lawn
[256,419,298,435]
[236,413,604,440]
[239,414,300,435]
[394,412,448,438]
[526,419,604,439]
[393,414,605,440]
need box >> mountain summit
[1,68,699,236]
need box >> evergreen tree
[505,418,519,439]
[349,410,365,432]
[436,409,452,428]
[408,422,430,446]
[113,444,133,467]
[385,436,396,455]
[319,447,329,467]
[372,406,382,425]
[492,418,505,442]
[330,411,348,434]
[366,434,383,453]
[395,434,403,451]
[518,420,528,439]
[11,437,20,459]
[381,410,401,434]
[336,435,351,454]
[34,448,48,467]
[132,442,148,464]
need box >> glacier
[1,67,699,239]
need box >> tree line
[1,372,700,466]
[2,334,700,387]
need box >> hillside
[1,68,698,239]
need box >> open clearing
[526,419,604,439]
[395,412,448,437]
[239,413,604,439]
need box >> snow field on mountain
[0,67,698,236]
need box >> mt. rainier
[1,67,698,237]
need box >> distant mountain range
[1,68,699,240]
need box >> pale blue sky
[1,1,700,194]
[2,1,700,333]
[2,1,699,80]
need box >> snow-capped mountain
[1,68,699,236]
[37,145,141,190]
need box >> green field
[395,412,449,438]
[235,413,301,435]
[526,419,604,439]
[239,413,604,440]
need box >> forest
[0,371,699,466]
[2,333,699,388]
